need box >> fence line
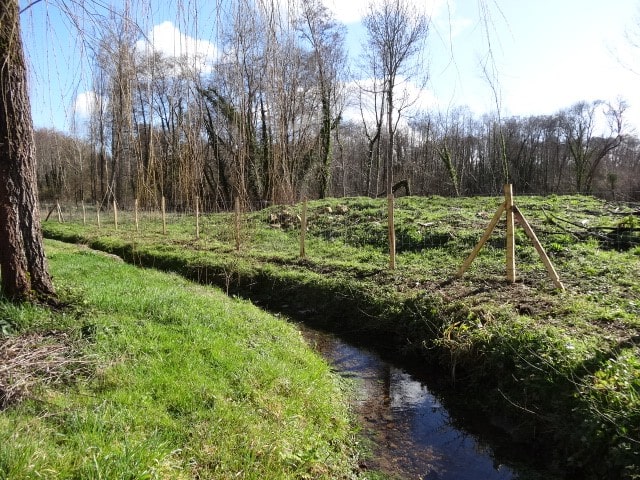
[41,191,639,289]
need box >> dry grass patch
[0,331,91,409]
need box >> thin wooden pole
[195,196,200,240]
[513,206,565,291]
[113,199,118,231]
[82,202,86,226]
[388,194,396,270]
[300,198,307,259]
[234,197,241,251]
[96,203,101,229]
[504,184,516,283]
[161,196,167,235]
[456,202,506,278]
[134,198,139,233]
[56,200,62,223]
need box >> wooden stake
[96,203,101,229]
[113,199,118,231]
[234,197,241,251]
[388,194,396,270]
[457,184,564,290]
[161,196,167,235]
[134,198,139,233]
[456,202,506,278]
[56,200,62,223]
[82,202,86,226]
[195,196,200,240]
[504,184,516,283]
[513,206,565,291]
[300,198,307,259]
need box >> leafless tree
[296,0,346,198]
[560,100,625,194]
[362,0,429,195]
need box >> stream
[298,324,535,480]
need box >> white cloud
[135,21,217,74]
[322,0,367,24]
[323,0,450,24]
[73,91,105,118]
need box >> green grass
[0,241,361,479]
[43,195,640,479]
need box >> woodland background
[32,0,640,212]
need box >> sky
[19,0,640,135]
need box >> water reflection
[300,326,516,480]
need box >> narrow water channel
[299,325,526,480]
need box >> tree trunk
[0,0,55,300]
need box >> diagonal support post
[456,184,564,290]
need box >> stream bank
[42,227,631,479]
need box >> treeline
[34,0,640,210]
[36,102,640,208]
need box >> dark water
[299,326,521,480]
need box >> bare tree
[0,0,55,301]
[560,100,625,194]
[362,0,429,195]
[296,0,346,198]
[357,70,386,196]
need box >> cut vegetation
[41,194,640,479]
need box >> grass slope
[0,241,361,479]
[43,194,640,479]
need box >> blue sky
[20,0,640,134]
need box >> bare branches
[362,0,429,194]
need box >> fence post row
[51,186,565,290]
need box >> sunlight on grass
[40,194,640,477]
[0,241,359,479]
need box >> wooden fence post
[388,194,396,270]
[82,202,86,226]
[300,198,307,259]
[456,201,505,278]
[161,196,167,235]
[234,197,241,251]
[134,198,139,233]
[195,196,200,240]
[504,184,516,283]
[55,200,62,223]
[513,206,565,291]
[456,184,564,290]
[113,199,118,231]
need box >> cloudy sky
[20,0,640,133]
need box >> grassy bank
[0,241,363,479]
[43,195,640,479]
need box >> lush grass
[0,241,362,479]
[44,195,640,478]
